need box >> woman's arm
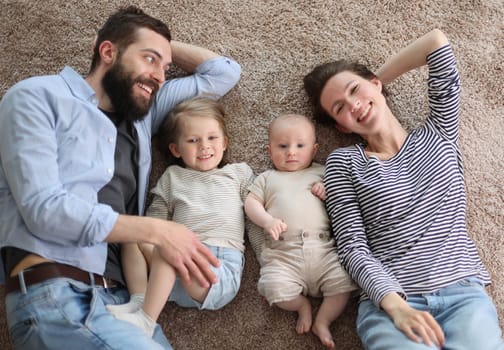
[376,29,449,85]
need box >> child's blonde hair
[159,96,229,166]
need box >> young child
[107,97,254,336]
[244,114,357,349]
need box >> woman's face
[320,71,385,135]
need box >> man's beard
[102,60,159,122]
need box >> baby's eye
[279,144,287,149]
[351,84,359,94]
[209,136,219,141]
[297,144,305,148]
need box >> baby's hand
[311,182,326,201]
[265,218,287,240]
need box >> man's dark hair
[303,60,388,126]
[89,6,171,73]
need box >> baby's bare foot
[312,322,335,349]
[295,301,312,334]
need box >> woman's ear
[370,77,383,92]
[168,143,181,158]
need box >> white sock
[107,293,145,315]
[114,308,156,337]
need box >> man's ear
[98,40,118,65]
[168,143,181,158]
[335,123,352,134]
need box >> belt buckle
[102,276,108,288]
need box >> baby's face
[267,118,317,172]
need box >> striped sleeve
[324,149,404,305]
[425,44,461,143]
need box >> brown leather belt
[5,262,118,294]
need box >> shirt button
[319,233,324,239]
[302,231,308,238]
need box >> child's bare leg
[107,243,148,314]
[181,276,210,303]
[122,243,149,294]
[275,295,312,334]
[141,248,177,321]
[312,292,350,349]
[111,248,177,337]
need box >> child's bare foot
[312,322,335,349]
[295,300,312,334]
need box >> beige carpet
[1,1,503,349]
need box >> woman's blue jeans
[357,278,504,350]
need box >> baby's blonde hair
[268,114,316,141]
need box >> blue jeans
[5,277,172,350]
[169,245,244,310]
[357,278,504,350]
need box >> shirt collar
[60,66,99,106]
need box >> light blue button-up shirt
[0,56,241,282]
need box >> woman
[303,29,504,349]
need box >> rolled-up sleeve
[0,79,117,248]
[151,56,241,131]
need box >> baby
[245,114,357,349]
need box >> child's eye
[351,84,359,94]
[209,136,219,141]
[297,144,305,148]
[187,138,198,143]
[279,144,287,149]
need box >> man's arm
[169,40,219,72]
[151,41,241,131]
[106,214,220,288]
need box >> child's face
[267,118,318,172]
[169,116,228,172]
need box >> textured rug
[1,0,503,349]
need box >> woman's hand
[380,293,445,348]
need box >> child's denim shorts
[168,245,244,310]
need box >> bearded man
[0,6,240,350]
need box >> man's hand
[380,293,445,348]
[107,215,220,288]
[154,221,220,288]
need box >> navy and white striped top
[324,44,490,306]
